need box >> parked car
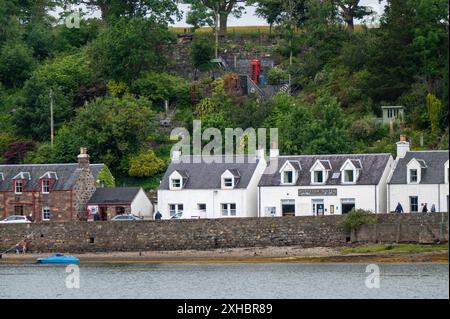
[0,215,32,224]
[111,214,141,221]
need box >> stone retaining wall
[0,213,448,253]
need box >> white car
[0,215,31,224]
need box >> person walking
[27,214,34,223]
[422,203,428,213]
[395,202,404,214]
[154,211,162,220]
[431,204,436,213]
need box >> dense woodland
[0,0,448,190]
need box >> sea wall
[0,213,448,253]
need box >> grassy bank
[341,243,449,255]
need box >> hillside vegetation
[0,0,448,190]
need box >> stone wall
[0,213,447,254]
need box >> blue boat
[36,253,80,264]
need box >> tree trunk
[219,13,228,36]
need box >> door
[341,199,356,214]
[312,200,324,216]
[281,200,295,216]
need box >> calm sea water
[0,263,448,299]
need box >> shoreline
[1,246,448,264]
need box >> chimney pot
[78,147,90,169]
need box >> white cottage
[387,136,449,213]
[157,152,267,219]
[258,151,394,216]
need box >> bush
[267,67,289,85]
[128,149,166,178]
[338,209,377,232]
[97,165,116,188]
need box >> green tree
[12,51,94,139]
[89,18,174,83]
[52,95,155,174]
[97,165,116,187]
[0,41,36,88]
[128,149,166,177]
[190,35,215,75]
[426,93,443,135]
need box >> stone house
[87,187,153,220]
[258,149,394,217]
[387,136,449,213]
[0,148,104,222]
[157,151,267,219]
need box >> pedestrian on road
[395,202,404,214]
[154,211,162,220]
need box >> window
[223,178,233,188]
[14,205,24,215]
[42,207,51,221]
[314,171,324,184]
[221,203,237,217]
[410,196,418,213]
[264,207,276,217]
[197,204,206,212]
[169,204,183,217]
[343,170,354,183]
[283,171,294,184]
[14,180,23,194]
[171,179,181,189]
[410,169,418,183]
[116,207,125,215]
[41,179,50,194]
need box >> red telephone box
[250,59,261,84]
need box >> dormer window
[283,171,294,184]
[172,178,181,189]
[409,169,418,183]
[343,170,354,183]
[169,170,188,190]
[223,178,234,188]
[41,179,51,194]
[310,160,331,185]
[314,171,324,184]
[407,158,425,184]
[14,180,23,194]
[221,169,240,189]
[279,161,300,185]
[340,159,361,184]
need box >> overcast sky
[171,1,387,27]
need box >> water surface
[0,263,448,299]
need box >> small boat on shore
[36,253,80,264]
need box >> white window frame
[14,180,23,194]
[223,177,234,188]
[169,204,183,217]
[282,170,294,185]
[343,169,355,184]
[221,203,237,217]
[409,169,418,184]
[312,170,325,184]
[41,179,51,194]
[42,207,51,221]
[171,178,182,189]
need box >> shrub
[338,209,377,232]
[267,67,289,85]
[128,149,166,178]
[97,165,116,188]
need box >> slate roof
[88,187,142,205]
[389,151,449,185]
[0,163,104,191]
[259,154,391,187]
[159,155,260,190]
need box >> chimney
[171,150,181,163]
[269,141,279,158]
[77,147,90,169]
[396,135,410,159]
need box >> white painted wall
[377,156,395,213]
[130,188,153,218]
[389,183,449,213]
[157,158,267,219]
[259,184,379,217]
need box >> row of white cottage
[157,136,449,219]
